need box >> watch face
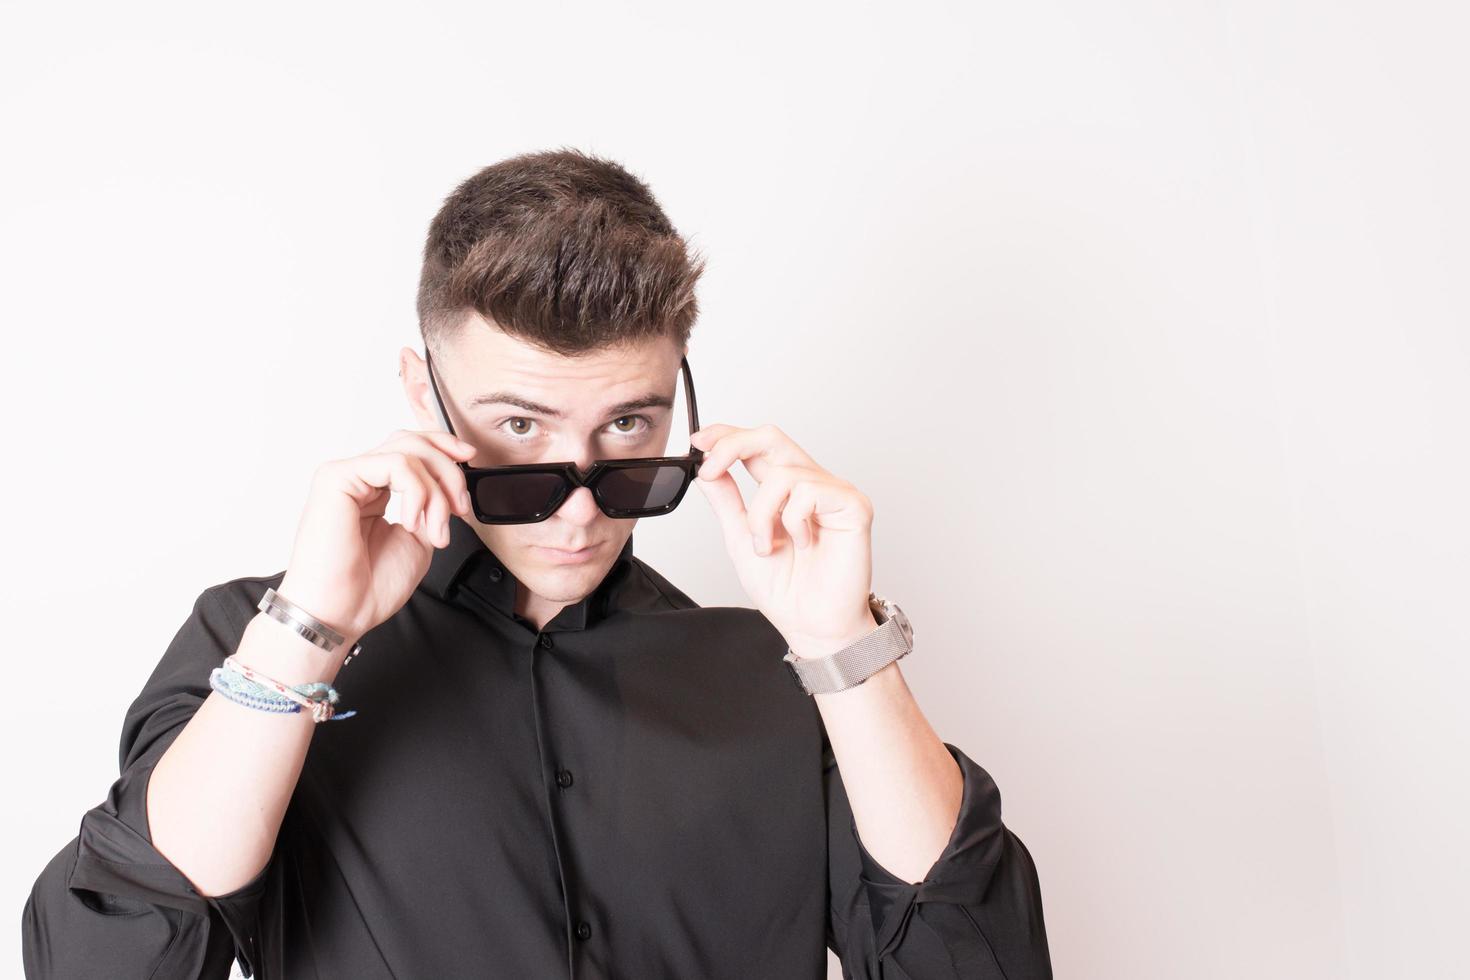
[888,603,914,644]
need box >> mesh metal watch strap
[782,595,914,694]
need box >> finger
[402,453,453,546]
[422,428,480,463]
[697,423,812,484]
[782,480,817,549]
[695,468,753,554]
[789,479,874,536]
[333,450,434,544]
[690,422,738,450]
[412,434,474,518]
[744,465,803,556]
[379,452,431,536]
[380,429,476,517]
[374,426,477,462]
[362,450,438,541]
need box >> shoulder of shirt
[189,570,289,636]
[184,563,679,625]
[184,562,779,644]
[619,557,785,645]
[621,555,699,612]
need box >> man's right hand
[275,429,480,644]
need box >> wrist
[275,574,363,643]
[784,610,881,661]
[235,612,350,686]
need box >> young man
[23,149,1051,979]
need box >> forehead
[442,320,684,417]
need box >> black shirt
[23,513,1052,979]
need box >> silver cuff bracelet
[258,587,364,667]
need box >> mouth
[535,542,601,564]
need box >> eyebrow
[466,391,674,419]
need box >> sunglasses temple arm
[423,349,460,439]
[681,356,704,461]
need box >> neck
[515,582,568,633]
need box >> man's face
[402,317,686,615]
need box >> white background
[4,2,1466,978]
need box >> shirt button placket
[534,629,592,957]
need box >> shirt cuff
[67,738,271,976]
[851,741,1005,962]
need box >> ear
[398,346,437,430]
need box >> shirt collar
[420,513,637,632]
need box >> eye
[609,415,653,438]
[496,415,655,443]
[503,418,535,439]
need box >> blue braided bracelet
[209,666,358,721]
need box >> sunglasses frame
[423,345,706,525]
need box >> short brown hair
[416,147,705,359]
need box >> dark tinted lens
[596,464,689,512]
[473,471,567,519]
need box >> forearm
[793,619,963,885]
[146,608,355,897]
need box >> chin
[522,562,605,603]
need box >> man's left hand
[689,423,879,660]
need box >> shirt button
[488,566,503,582]
[539,634,554,649]
[556,768,574,788]
[576,920,592,940]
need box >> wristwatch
[782,592,914,695]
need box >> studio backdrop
[4,2,1465,978]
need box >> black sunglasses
[423,347,706,525]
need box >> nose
[555,449,602,523]
[556,484,601,523]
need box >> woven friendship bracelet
[211,663,327,711]
[215,655,358,722]
[221,656,355,722]
[209,669,303,714]
[211,664,356,722]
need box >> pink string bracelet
[218,655,356,722]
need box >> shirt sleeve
[22,584,275,980]
[824,726,1053,979]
